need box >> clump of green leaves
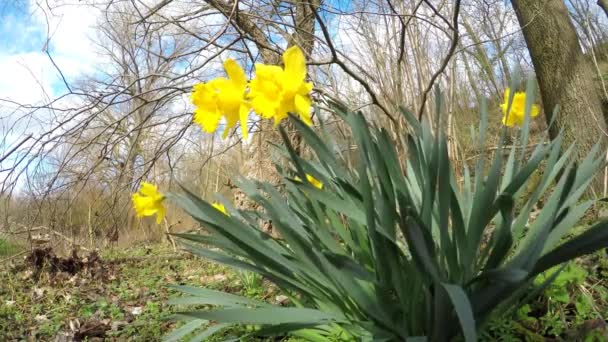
[535,263,588,305]
[236,271,264,298]
[169,81,608,341]
[483,261,601,340]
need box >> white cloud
[0,0,101,109]
[31,0,100,77]
[0,52,54,106]
[0,0,105,174]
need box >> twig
[417,0,462,120]
[14,225,91,251]
[311,2,397,124]
[464,142,547,161]
[0,134,32,164]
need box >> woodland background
[1,0,606,252]
[2,1,608,340]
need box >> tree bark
[511,0,608,193]
[598,0,608,18]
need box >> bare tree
[3,0,607,245]
[599,0,608,18]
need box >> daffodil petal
[212,202,228,216]
[139,182,158,196]
[294,94,312,126]
[194,108,222,133]
[298,82,313,95]
[156,205,165,224]
[223,59,247,88]
[250,96,278,119]
[254,64,283,78]
[239,103,249,141]
[132,182,166,224]
[283,46,306,91]
[306,174,323,189]
[503,88,511,101]
[531,104,540,117]
[500,87,540,127]
[283,46,306,81]
[273,111,287,126]
[191,83,216,108]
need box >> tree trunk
[599,0,608,18]
[511,0,608,193]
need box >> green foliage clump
[169,84,608,341]
[482,258,608,341]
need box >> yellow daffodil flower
[294,174,323,189]
[249,46,313,126]
[191,59,250,140]
[212,202,228,216]
[500,88,540,127]
[132,182,166,224]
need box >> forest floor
[1,240,608,341]
[0,243,291,341]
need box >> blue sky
[0,0,98,108]
[0,0,101,178]
[0,3,45,54]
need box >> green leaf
[163,319,206,342]
[437,134,454,263]
[519,78,536,163]
[440,283,477,342]
[477,97,488,151]
[502,142,551,196]
[400,213,440,282]
[531,220,608,276]
[181,243,309,295]
[168,285,270,307]
[470,267,529,285]
[399,106,421,136]
[544,201,594,251]
[484,193,515,270]
[175,186,297,278]
[288,114,340,171]
[466,133,504,270]
[247,323,331,338]
[303,188,366,225]
[178,307,344,325]
[323,251,375,282]
[189,323,231,342]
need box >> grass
[0,237,21,257]
[0,243,284,341]
[1,240,608,341]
